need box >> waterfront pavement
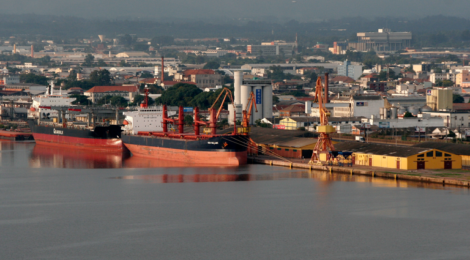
[250,155,470,188]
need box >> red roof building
[85,86,139,103]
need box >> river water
[1,141,469,259]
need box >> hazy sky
[1,0,467,21]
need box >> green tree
[435,79,454,87]
[273,96,280,104]
[119,34,133,47]
[132,94,154,106]
[96,95,113,105]
[20,73,48,85]
[70,94,91,105]
[184,115,194,126]
[378,70,396,81]
[68,70,77,80]
[155,83,202,107]
[140,72,153,78]
[453,94,464,103]
[89,69,111,86]
[7,67,21,74]
[203,61,220,69]
[96,59,107,67]
[403,112,414,118]
[151,36,174,46]
[110,96,128,107]
[83,54,95,67]
[286,90,308,97]
[119,60,130,67]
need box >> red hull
[33,133,122,151]
[124,143,247,166]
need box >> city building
[422,111,470,128]
[330,95,384,118]
[354,28,412,52]
[426,88,453,111]
[247,41,296,57]
[429,72,457,84]
[173,69,223,89]
[84,86,139,103]
[456,70,470,88]
[337,60,363,80]
[115,52,150,58]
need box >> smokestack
[161,56,165,83]
[31,45,34,58]
[13,44,16,54]
[324,73,329,103]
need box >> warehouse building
[413,142,470,168]
[220,127,317,159]
[335,142,461,170]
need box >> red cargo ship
[121,87,250,166]
[28,120,122,151]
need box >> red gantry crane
[310,77,335,164]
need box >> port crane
[239,91,257,135]
[309,77,335,164]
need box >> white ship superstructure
[28,82,76,119]
[122,106,177,135]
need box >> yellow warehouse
[335,142,461,170]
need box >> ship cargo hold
[122,134,248,166]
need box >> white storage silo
[253,86,263,124]
[262,85,273,119]
[240,84,251,110]
[234,71,243,105]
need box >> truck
[355,136,365,142]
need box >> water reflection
[122,155,236,168]
[112,169,468,192]
[27,143,469,192]
[30,144,124,169]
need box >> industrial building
[220,127,317,159]
[328,95,384,118]
[247,41,296,57]
[426,88,453,111]
[335,142,461,170]
[229,71,273,125]
[413,142,470,168]
[354,28,412,52]
[337,60,363,80]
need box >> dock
[0,130,34,141]
[250,156,470,188]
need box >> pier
[250,156,470,188]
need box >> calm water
[1,141,469,259]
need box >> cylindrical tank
[398,106,407,115]
[234,71,243,105]
[421,105,432,112]
[408,106,419,116]
[240,84,251,114]
[228,104,235,125]
[262,85,273,119]
[391,107,397,119]
[252,86,263,124]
